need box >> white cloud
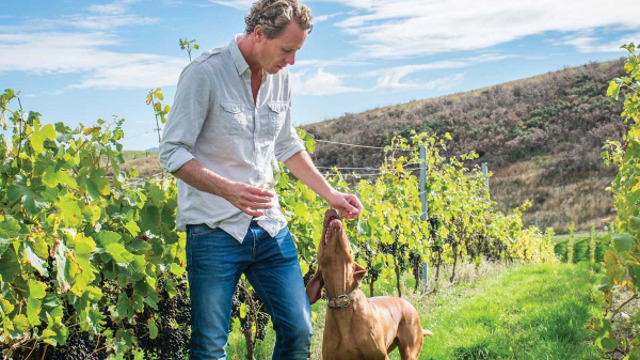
[290,63,466,95]
[362,61,469,78]
[358,53,507,92]
[67,58,186,90]
[207,0,254,10]
[374,71,465,93]
[290,68,363,95]
[0,1,179,90]
[561,32,640,53]
[67,14,160,30]
[361,53,512,78]
[0,32,121,74]
[87,0,139,15]
[313,13,342,24]
[0,32,186,89]
[295,58,372,67]
[323,0,640,58]
[0,13,158,32]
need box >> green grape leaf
[141,205,161,232]
[97,231,122,248]
[28,278,47,299]
[630,216,640,236]
[57,197,82,227]
[124,221,141,236]
[0,247,20,281]
[598,336,618,352]
[116,294,133,322]
[0,216,20,255]
[90,169,110,196]
[106,243,133,265]
[31,123,57,153]
[7,184,49,214]
[148,318,159,340]
[115,328,136,347]
[13,314,29,332]
[54,241,71,292]
[613,233,633,252]
[87,308,103,334]
[27,296,42,326]
[25,245,49,276]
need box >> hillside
[303,59,628,233]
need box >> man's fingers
[226,182,275,216]
[336,194,363,219]
[242,207,265,217]
[243,201,272,210]
[348,196,363,213]
[246,193,273,204]
[245,185,275,198]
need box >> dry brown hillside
[303,59,628,233]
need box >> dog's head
[306,209,367,305]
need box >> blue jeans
[186,221,312,360]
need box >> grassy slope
[118,150,160,178]
[303,60,626,234]
[416,263,601,360]
[225,262,603,360]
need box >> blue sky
[1,0,639,150]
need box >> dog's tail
[423,329,433,336]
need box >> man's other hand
[225,182,275,217]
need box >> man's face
[257,21,308,74]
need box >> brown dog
[306,209,431,360]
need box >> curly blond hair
[245,0,313,39]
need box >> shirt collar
[230,35,250,76]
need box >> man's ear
[253,24,265,42]
[353,262,367,287]
[306,270,324,305]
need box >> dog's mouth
[321,209,342,249]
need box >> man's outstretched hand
[325,190,363,220]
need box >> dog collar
[326,287,359,309]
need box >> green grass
[552,232,593,244]
[122,150,157,162]
[226,262,604,360]
[415,262,602,360]
[554,234,610,263]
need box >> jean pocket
[188,224,218,238]
[275,227,299,261]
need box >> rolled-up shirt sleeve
[159,62,211,173]
[274,89,305,163]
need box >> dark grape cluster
[255,312,270,341]
[302,266,316,287]
[231,280,271,346]
[428,216,439,239]
[379,242,408,272]
[363,242,381,284]
[355,242,381,296]
[40,330,108,360]
[408,251,423,289]
[134,278,191,360]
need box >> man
[158,0,363,359]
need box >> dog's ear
[353,262,367,287]
[306,270,324,305]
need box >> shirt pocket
[220,100,250,136]
[267,101,288,138]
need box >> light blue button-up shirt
[159,36,306,242]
